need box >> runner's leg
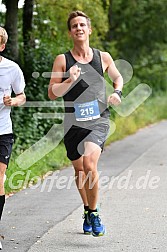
[72,156,88,206]
[83,142,101,210]
[0,163,6,220]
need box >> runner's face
[69,16,91,42]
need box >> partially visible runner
[48,11,123,237]
[0,27,26,249]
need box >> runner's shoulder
[54,54,66,63]
[53,54,66,70]
[100,51,113,62]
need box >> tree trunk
[23,0,34,50]
[101,0,108,10]
[4,0,19,62]
[107,0,113,41]
[22,0,34,80]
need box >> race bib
[74,99,100,121]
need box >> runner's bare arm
[101,52,123,105]
[101,52,123,90]
[48,54,81,100]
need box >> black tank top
[63,48,110,128]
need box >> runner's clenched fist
[70,65,81,82]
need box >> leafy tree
[1,0,166,153]
[33,0,109,53]
[106,0,167,91]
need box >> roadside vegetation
[0,0,166,194]
[5,92,167,194]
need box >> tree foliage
[0,0,166,152]
[107,0,167,91]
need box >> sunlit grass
[5,93,167,194]
[106,93,167,144]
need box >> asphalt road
[1,120,167,252]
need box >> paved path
[1,120,167,251]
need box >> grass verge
[5,93,167,194]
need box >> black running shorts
[64,123,109,161]
[0,134,14,166]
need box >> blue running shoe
[90,212,105,237]
[83,210,92,234]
